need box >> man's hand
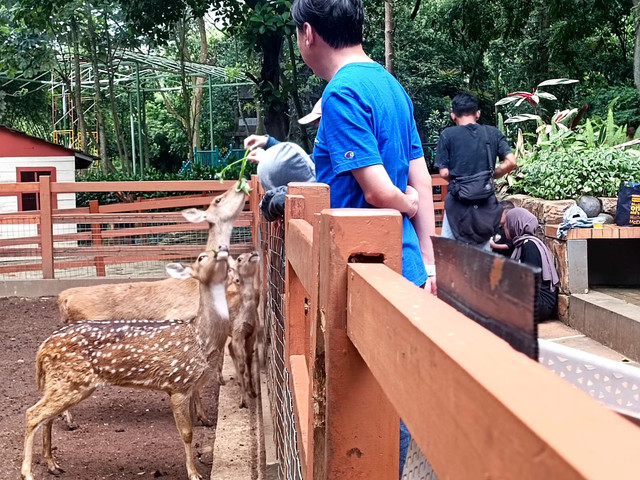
[247,148,267,164]
[244,134,268,151]
[424,276,437,296]
[405,185,419,219]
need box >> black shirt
[492,226,514,257]
[435,124,512,178]
[519,240,558,322]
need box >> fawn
[21,247,231,480]
[227,251,260,408]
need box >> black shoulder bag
[450,126,495,201]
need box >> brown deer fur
[21,248,231,480]
[227,251,260,408]
[57,183,247,324]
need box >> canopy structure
[0,50,252,175]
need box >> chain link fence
[259,216,304,480]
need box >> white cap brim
[298,99,322,125]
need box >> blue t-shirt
[313,62,427,286]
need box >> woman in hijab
[505,207,559,322]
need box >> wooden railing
[0,177,254,278]
[266,181,640,479]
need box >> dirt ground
[0,296,259,480]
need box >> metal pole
[135,62,144,179]
[208,74,214,150]
[129,92,137,176]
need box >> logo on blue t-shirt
[344,151,355,160]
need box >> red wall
[0,128,70,157]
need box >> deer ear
[182,208,207,223]
[166,263,193,279]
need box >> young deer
[57,182,247,324]
[21,247,231,480]
[227,251,260,408]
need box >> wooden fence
[259,181,640,479]
[0,177,254,279]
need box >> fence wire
[260,217,304,480]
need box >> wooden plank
[289,354,310,472]
[347,262,640,480]
[434,236,538,357]
[545,224,560,238]
[317,209,402,480]
[0,183,40,194]
[286,219,314,293]
[39,176,54,279]
[619,227,640,238]
[90,200,106,276]
[49,180,238,193]
[97,196,218,213]
[49,211,253,225]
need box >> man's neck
[455,116,478,126]
[318,45,373,81]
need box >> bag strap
[481,125,494,172]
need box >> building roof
[0,125,97,169]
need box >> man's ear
[450,112,456,123]
[303,22,314,46]
[476,110,481,121]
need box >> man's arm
[494,153,517,179]
[408,157,436,266]
[352,164,418,217]
[409,157,437,294]
[439,167,450,182]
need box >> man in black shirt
[435,93,517,247]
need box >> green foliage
[75,161,256,207]
[510,147,640,200]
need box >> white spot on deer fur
[61,347,67,352]
[174,376,181,382]
[183,346,189,352]
[170,359,178,367]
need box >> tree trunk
[104,16,131,173]
[286,35,310,152]
[260,32,288,141]
[384,0,395,75]
[70,17,88,155]
[190,16,208,152]
[176,19,194,158]
[85,4,112,173]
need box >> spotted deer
[227,251,260,408]
[55,182,247,429]
[57,182,248,324]
[21,247,231,480]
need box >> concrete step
[565,290,640,363]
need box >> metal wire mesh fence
[259,216,304,480]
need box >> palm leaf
[537,78,579,87]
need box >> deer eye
[197,253,207,262]
[214,196,222,204]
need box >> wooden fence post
[39,175,54,279]
[284,183,330,479]
[316,208,403,479]
[89,200,106,277]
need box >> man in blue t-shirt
[291,1,436,475]
[291,0,436,294]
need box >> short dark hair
[500,200,515,210]
[291,0,364,49]
[451,93,479,117]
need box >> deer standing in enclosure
[56,182,250,428]
[21,247,231,480]
[58,182,248,323]
[227,250,260,408]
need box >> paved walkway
[595,287,640,308]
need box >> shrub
[510,147,640,200]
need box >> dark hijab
[505,208,559,289]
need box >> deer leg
[228,342,240,385]
[42,419,64,475]
[60,408,78,431]
[192,392,213,428]
[22,387,92,480]
[235,339,248,408]
[170,392,201,480]
[245,341,257,398]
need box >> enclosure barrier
[253,180,640,480]
[0,177,253,280]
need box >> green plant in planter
[509,147,640,200]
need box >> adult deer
[57,182,248,323]
[22,247,231,480]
